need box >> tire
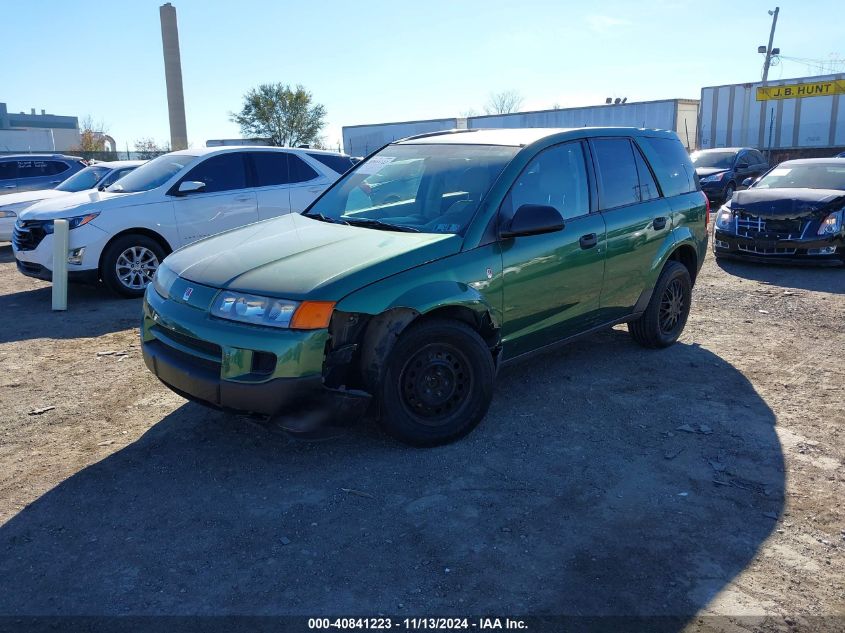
[376,318,495,446]
[628,261,692,349]
[101,234,166,298]
[723,182,735,202]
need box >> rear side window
[250,152,290,187]
[288,155,318,183]
[0,161,16,181]
[750,150,766,165]
[17,160,65,179]
[591,138,640,209]
[637,137,698,197]
[633,146,660,201]
[182,153,247,193]
[306,152,354,175]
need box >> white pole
[52,219,69,311]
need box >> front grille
[734,211,806,240]
[737,243,797,255]
[12,222,48,251]
[150,324,222,373]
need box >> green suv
[142,128,708,445]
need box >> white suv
[13,146,354,297]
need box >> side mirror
[735,162,749,170]
[742,177,754,187]
[176,180,206,195]
[501,204,564,239]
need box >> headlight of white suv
[41,212,101,234]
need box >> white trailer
[468,99,699,150]
[343,118,460,157]
[698,73,845,155]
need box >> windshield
[55,166,110,192]
[691,151,736,169]
[306,143,519,234]
[754,163,845,190]
[106,154,195,193]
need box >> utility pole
[761,7,780,84]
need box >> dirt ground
[0,241,842,632]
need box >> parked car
[141,127,708,446]
[0,154,87,195]
[713,158,845,265]
[13,147,350,296]
[0,161,143,241]
[691,147,769,203]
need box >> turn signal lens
[290,301,335,330]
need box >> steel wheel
[399,342,472,426]
[115,245,159,291]
[659,278,685,334]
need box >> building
[342,99,699,157]
[0,103,81,152]
[698,73,845,161]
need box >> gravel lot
[0,241,842,631]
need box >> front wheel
[377,318,495,446]
[101,234,165,298]
[628,261,692,349]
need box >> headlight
[211,291,335,330]
[818,210,843,235]
[0,209,16,218]
[42,212,101,234]
[715,205,734,230]
[700,172,727,183]
[152,263,179,299]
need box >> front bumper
[141,284,370,422]
[16,260,99,283]
[713,229,844,266]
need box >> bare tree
[75,115,109,153]
[134,138,170,160]
[484,90,524,115]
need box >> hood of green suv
[164,213,462,301]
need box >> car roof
[777,158,845,167]
[89,160,146,168]
[394,127,679,147]
[692,147,749,153]
[0,153,84,160]
[168,146,350,158]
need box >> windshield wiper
[342,217,420,232]
[303,212,348,225]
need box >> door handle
[3,185,15,189]
[234,195,253,202]
[653,216,668,230]
[49,180,61,184]
[308,187,323,194]
[579,233,598,249]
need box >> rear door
[500,141,607,358]
[171,152,258,246]
[590,137,673,322]
[287,154,331,213]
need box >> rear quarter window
[306,152,355,175]
[637,137,699,197]
[0,161,16,181]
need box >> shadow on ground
[0,329,784,626]
[716,256,845,294]
[0,247,140,343]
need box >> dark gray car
[0,154,87,194]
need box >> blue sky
[3,0,844,152]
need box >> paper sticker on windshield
[356,156,396,175]
[769,168,791,176]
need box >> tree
[134,138,169,160]
[75,115,110,153]
[231,83,327,147]
[484,90,524,115]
